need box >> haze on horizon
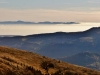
[0,0,100,22]
[0,22,100,36]
[1,0,100,35]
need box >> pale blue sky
[0,0,100,22]
[0,0,100,10]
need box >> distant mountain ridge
[0,20,79,24]
[0,26,100,57]
[58,51,100,70]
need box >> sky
[0,0,100,22]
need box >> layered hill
[59,51,100,70]
[0,27,100,58]
[0,46,100,75]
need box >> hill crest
[0,46,100,75]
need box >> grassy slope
[0,46,100,75]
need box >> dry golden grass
[0,46,100,75]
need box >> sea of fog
[0,22,100,36]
